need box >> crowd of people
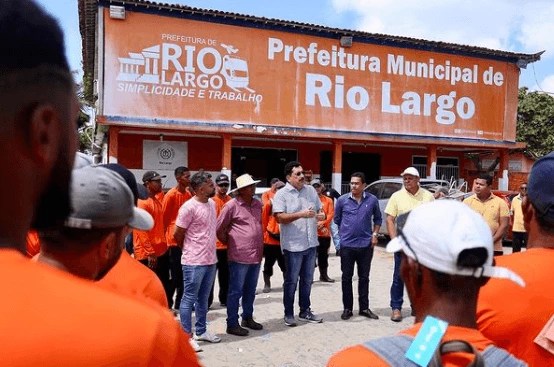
[3,1,553,365]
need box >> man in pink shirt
[174,172,220,352]
[217,174,264,337]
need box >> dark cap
[527,152,554,222]
[142,171,166,183]
[215,173,230,185]
[102,164,148,203]
[270,178,280,185]
[274,180,285,189]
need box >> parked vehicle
[365,178,451,237]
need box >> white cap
[400,167,420,177]
[65,166,154,231]
[386,200,525,287]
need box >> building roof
[79,0,542,102]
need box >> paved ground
[191,244,410,367]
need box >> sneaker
[241,317,263,330]
[194,331,221,343]
[284,315,297,327]
[189,338,203,353]
[299,309,323,323]
[226,325,249,336]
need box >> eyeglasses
[218,183,229,187]
[293,171,304,177]
[520,186,527,191]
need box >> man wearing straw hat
[217,173,264,336]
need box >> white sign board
[142,140,187,170]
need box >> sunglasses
[293,171,304,177]
[218,183,229,187]
[520,186,527,190]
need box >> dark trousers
[138,251,172,307]
[155,251,172,308]
[512,232,528,253]
[340,246,374,311]
[208,248,229,307]
[168,246,183,309]
[263,245,286,277]
[317,237,331,270]
[390,251,404,310]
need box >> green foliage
[517,87,554,157]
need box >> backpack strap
[481,346,528,367]
[362,335,419,366]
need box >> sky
[37,0,554,93]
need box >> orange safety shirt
[262,199,280,246]
[162,186,192,246]
[96,252,168,308]
[213,194,232,249]
[317,194,334,238]
[134,196,168,260]
[477,248,554,365]
[328,323,498,367]
[0,249,199,367]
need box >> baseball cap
[386,200,525,287]
[142,170,166,183]
[527,152,554,223]
[101,163,148,202]
[270,178,280,185]
[215,173,230,185]
[65,166,154,231]
[400,167,420,177]
[274,180,285,189]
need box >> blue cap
[527,152,554,222]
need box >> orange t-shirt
[477,248,554,365]
[0,249,199,366]
[261,189,275,206]
[25,230,40,258]
[134,196,167,260]
[328,324,497,367]
[262,200,280,246]
[96,252,168,308]
[162,186,193,246]
[317,194,334,238]
[213,194,232,249]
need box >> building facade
[79,0,540,191]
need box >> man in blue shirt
[334,172,382,321]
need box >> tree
[517,87,554,158]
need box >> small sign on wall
[143,140,187,170]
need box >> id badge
[405,315,449,367]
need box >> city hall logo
[116,39,263,104]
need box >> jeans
[179,264,216,336]
[227,262,261,327]
[209,248,229,307]
[283,247,316,317]
[168,246,183,309]
[340,246,374,311]
[390,251,404,310]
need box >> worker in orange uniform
[0,2,199,363]
[314,181,335,282]
[162,166,192,311]
[208,173,233,307]
[328,201,525,366]
[135,170,172,307]
[261,179,286,293]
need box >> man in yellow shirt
[510,183,528,252]
[384,167,434,322]
[463,174,510,256]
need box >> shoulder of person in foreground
[1,253,199,366]
[327,344,388,367]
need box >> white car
[364,178,450,237]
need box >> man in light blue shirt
[273,161,325,327]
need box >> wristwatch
[372,232,378,237]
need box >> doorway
[231,147,297,186]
